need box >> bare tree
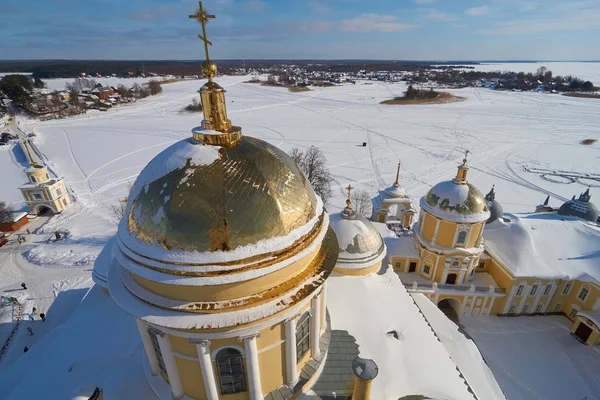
[148,80,163,95]
[116,84,130,100]
[65,77,96,93]
[289,146,333,203]
[351,189,372,217]
[0,202,13,223]
[110,184,133,222]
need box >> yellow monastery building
[19,162,72,215]
[381,154,600,346]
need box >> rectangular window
[516,285,524,296]
[423,265,431,275]
[32,193,43,200]
[148,330,167,375]
[296,313,310,362]
[394,261,402,270]
[535,304,543,313]
[56,187,63,196]
[530,285,539,296]
[216,350,246,394]
[562,283,572,295]
[554,303,562,312]
[569,308,578,319]
[456,230,468,245]
[409,262,417,273]
[478,262,485,269]
[508,304,516,314]
[543,285,552,296]
[578,288,589,301]
[522,304,530,313]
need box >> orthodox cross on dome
[346,184,354,208]
[189,1,216,62]
[462,149,470,165]
[454,150,471,184]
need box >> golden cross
[395,162,401,185]
[189,1,216,61]
[463,149,470,164]
[346,184,354,200]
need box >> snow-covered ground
[1,64,600,398]
[43,77,154,91]
[0,143,28,211]
[462,315,600,400]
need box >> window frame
[508,304,516,314]
[554,302,562,312]
[216,348,247,395]
[296,312,311,362]
[543,285,552,296]
[522,304,530,314]
[423,264,431,275]
[32,193,43,200]
[530,284,539,296]
[516,285,524,296]
[456,230,468,246]
[568,307,578,319]
[562,282,572,295]
[535,303,543,313]
[147,330,167,376]
[577,287,589,302]
[30,176,36,183]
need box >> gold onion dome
[119,1,324,262]
[420,151,490,223]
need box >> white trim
[432,218,441,245]
[136,320,160,376]
[258,339,285,354]
[243,334,262,400]
[211,345,246,361]
[194,341,219,400]
[156,332,184,399]
[173,350,199,361]
[577,285,591,302]
[562,281,573,296]
[311,295,322,359]
[284,315,299,386]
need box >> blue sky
[1,0,599,60]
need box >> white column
[503,286,516,314]
[431,219,441,244]
[320,285,327,333]
[241,334,262,400]
[311,294,322,360]
[137,320,160,376]
[191,340,219,400]
[155,330,184,400]
[284,316,299,387]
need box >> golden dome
[125,135,319,256]
[421,181,489,223]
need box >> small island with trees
[380,84,466,105]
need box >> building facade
[19,164,71,214]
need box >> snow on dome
[384,184,406,198]
[557,189,598,223]
[329,212,386,270]
[121,135,319,262]
[484,212,600,281]
[421,180,489,223]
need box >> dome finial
[394,162,401,187]
[342,184,356,219]
[453,150,470,184]
[346,184,354,209]
[485,185,496,201]
[189,1,242,147]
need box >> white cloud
[465,6,489,16]
[339,13,416,32]
[425,9,460,22]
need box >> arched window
[147,329,167,376]
[30,176,36,183]
[456,230,468,246]
[296,312,310,361]
[216,348,246,394]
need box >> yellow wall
[555,280,600,320]
[571,317,600,345]
[175,356,207,400]
[435,221,456,248]
[334,261,381,276]
[420,212,437,243]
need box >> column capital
[189,338,211,348]
[284,312,301,325]
[238,333,261,342]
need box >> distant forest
[0,60,480,78]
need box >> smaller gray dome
[557,189,598,222]
[329,211,386,269]
[485,186,503,224]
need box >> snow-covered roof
[92,235,117,288]
[385,234,420,258]
[577,311,600,328]
[327,270,481,400]
[421,181,490,223]
[329,212,386,269]
[383,184,406,198]
[484,213,600,281]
